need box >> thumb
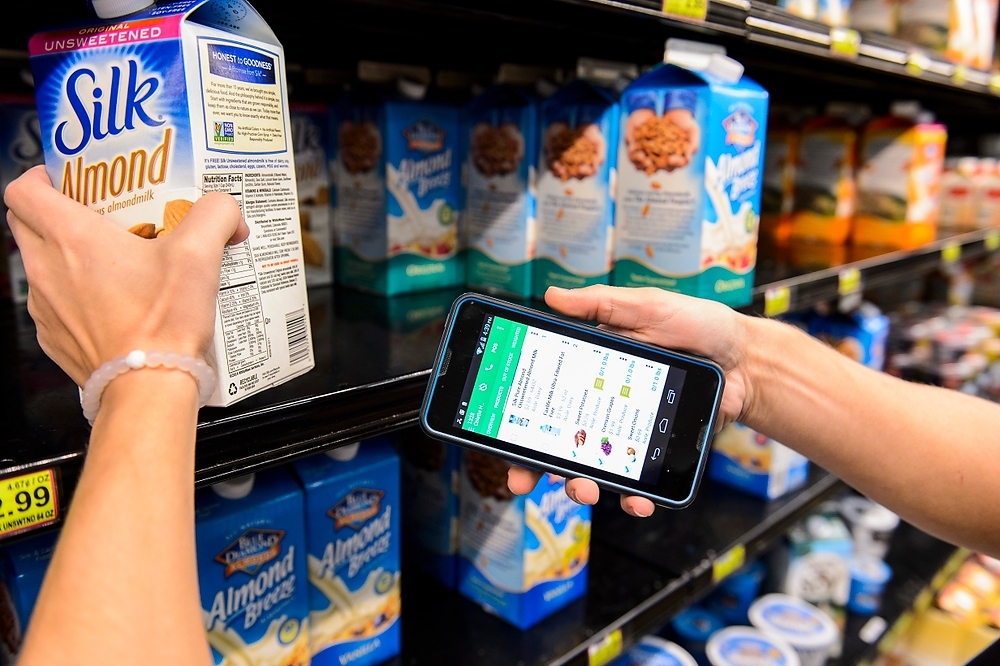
[167,192,246,253]
[545,285,668,331]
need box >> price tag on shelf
[829,27,860,59]
[990,73,1000,95]
[986,230,1000,251]
[905,51,931,76]
[941,241,962,265]
[953,64,969,85]
[0,469,59,540]
[713,544,746,583]
[662,0,708,20]
[588,628,623,666]
[764,286,791,318]
[838,267,861,296]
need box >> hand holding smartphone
[420,293,725,509]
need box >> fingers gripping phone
[419,294,725,509]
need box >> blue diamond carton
[292,439,401,666]
[331,85,462,295]
[0,530,57,661]
[458,450,590,629]
[0,95,42,305]
[534,80,619,297]
[290,102,333,287]
[613,57,768,307]
[464,85,539,298]
[195,468,311,666]
[400,431,461,588]
[709,422,809,500]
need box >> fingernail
[547,286,567,294]
[632,505,652,518]
[566,487,581,504]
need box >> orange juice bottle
[855,102,947,249]
[790,103,865,244]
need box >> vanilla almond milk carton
[613,43,768,307]
[29,0,314,406]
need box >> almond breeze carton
[195,469,311,666]
[30,1,314,406]
[331,66,462,296]
[0,97,43,305]
[613,44,768,307]
[0,530,57,662]
[533,80,619,297]
[291,103,333,286]
[458,450,591,629]
[292,439,401,666]
[464,85,538,298]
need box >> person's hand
[5,166,249,387]
[507,285,753,517]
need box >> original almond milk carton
[29,0,314,406]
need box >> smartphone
[419,293,725,509]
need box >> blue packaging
[331,87,462,295]
[290,102,333,287]
[464,85,538,298]
[847,557,892,615]
[534,81,619,297]
[670,606,726,666]
[195,468,311,666]
[709,423,809,499]
[0,96,42,305]
[400,431,461,588]
[0,530,57,660]
[609,636,699,666]
[292,439,401,666]
[809,302,890,371]
[613,61,768,307]
[705,559,767,625]
[458,450,590,629]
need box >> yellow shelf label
[764,286,791,317]
[830,28,860,59]
[713,544,746,583]
[986,230,1000,251]
[941,241,961,264]
[906,51,930,76]
[953,64,969,85]
[588,629,623,666]
[0,469,58,540]
[990,72,1000,94]
[662,0,708,20]
[838,268,861,296]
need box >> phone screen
[453,313,686,486]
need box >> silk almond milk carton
[29,0,314,406]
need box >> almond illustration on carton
[128,222,157,239]
[162,199,194,234]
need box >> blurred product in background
[709,423,810,500]
[609,635,699,666]
[291,103,334,287]
[0,96,41,305]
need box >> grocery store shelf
[394,468,843,666]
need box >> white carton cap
[212,474,255,500]
[91,0,154,18]
[663,38,743,83]
[327,442,360,461]
[397,78,428,100]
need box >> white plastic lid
[851,557,892,585]
[858,505,900,532]
[706,626,800,666]
[748,594,839,650]
[397,78,428,101]
[663,38,744,84]
[627,636,699,666]
[92,0,154,18]
[535,79,559,98]
[327,442,360,461]
[889,100,922,119]
[212,473,255,500]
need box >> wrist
[98,369,200,424]
[737,315,780,429]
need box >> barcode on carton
[286,309,310,366]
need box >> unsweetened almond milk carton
[29,0,314,406]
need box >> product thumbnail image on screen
[454,315,685,484]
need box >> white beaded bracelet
[81,350,217,425]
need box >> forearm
[18,371,211,666]
[742,317,1000,556]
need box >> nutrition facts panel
[203,173,270,376]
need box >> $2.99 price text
[0,469,59,539]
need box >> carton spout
[91,0,154,18]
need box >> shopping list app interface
[455,315,686,483]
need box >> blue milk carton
[195,469,311,666]
[613,51,768,307]
[331,84,462,295]
[534,81,619,297]
[30,0,315,406]
[0,96,43,304]
[458,450,591,629]
[292,439,401,666]
[400,429,461,588]
[0,530,57,661]
[464,86,538,298]
[808,303,890,371]
[709,422,809,500]
[291,102,333,286]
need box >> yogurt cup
[847,557,892,615]
[706,626,800,666]
[839,497,899,559]
[611,636,699,666]
[672,606,726,665]
[749,594,838,666]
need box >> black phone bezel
[419,293,725,508]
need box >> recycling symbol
[228,383,238,396]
